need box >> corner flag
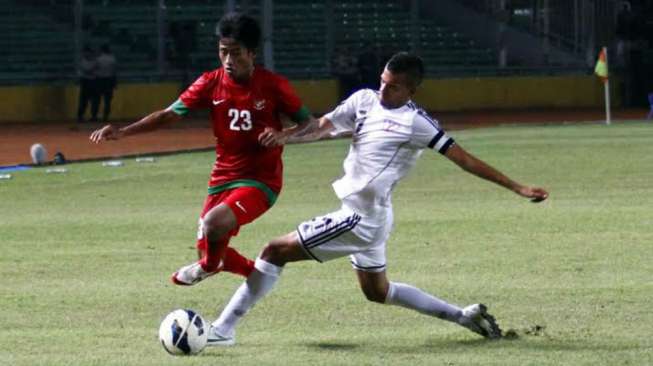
[595,47,611,125]
[594,48,608,83]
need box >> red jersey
[172,67,308,201]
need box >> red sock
[199,237,228,272]
[222,246,255,278]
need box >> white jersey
[96,53,117,78]
[324,89,455,219]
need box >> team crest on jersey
[254,99,266,110]
[383,119,402,131]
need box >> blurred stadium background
[2,4,653,363]
[1,0,652,163]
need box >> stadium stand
[82,2,159,78]
[328,0,496,77]
[273,1,329,78]
[0,0,512,82]
[0,1,76,83]
[165,0,263,75]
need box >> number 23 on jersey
[228,108,252,131]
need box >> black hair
[216,12,261,51]
[385,52,425,89]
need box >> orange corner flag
[594,48,608,83]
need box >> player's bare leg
[173,203,243,285]
[357,270,502,339]
[355,269,391,303]
[200,203,237,269]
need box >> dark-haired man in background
[207,52,549,345]
[96,43,117,123]
[90,13,316,285]
[77,45,99,123]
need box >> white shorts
[296,204,393,272]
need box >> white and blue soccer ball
[158,309,209,355]
[30,143,47,165]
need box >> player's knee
[203,223,223,242]
[361,285,387,304]
[259,241,287,266]
[203,217,234,241]
[203,205,238,241]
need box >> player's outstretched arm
[258,116,335,146]
[444,144,549,203]
[89,109,182,143]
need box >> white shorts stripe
[301,214,361,248]
[304,217,361,249]
[295,205,392,269]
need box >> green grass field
[2,122,652,365]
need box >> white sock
[212,258,283,337]
[384,282,462,323]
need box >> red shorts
[196,186,272,251]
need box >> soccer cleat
[171,261,221,286]
[460,303,502,339]
[206,326,236,347]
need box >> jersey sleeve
[275,75,311,123]
[166,98,189,116]
[170,72,214,115]
[323,90,362,133]
[411,110,456,154]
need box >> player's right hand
[258,127,286,147]
[517,186,549,203]
[89,124,122,143]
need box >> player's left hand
[89,124,123,143]
[517,186,549,203]
[258,127,286,147]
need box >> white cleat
[460,303,502,339]
[206,326,236,347]
[171,261,221,286]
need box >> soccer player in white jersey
[205,52,549,345]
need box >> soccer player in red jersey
[90,13,316,285]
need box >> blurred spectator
[169,21,197,88]
[357,42,381,90]
[82,13,97,31]
[615,1,635,67]
[77,46,99,123]
[96,44,117,122]
[616,1,635,40]
[331,47,359,100]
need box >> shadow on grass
[418,336,645,353]
[306,341,360,351]
[303,336,644,355]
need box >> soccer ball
[30,143,47,165]
[158,309,209,355]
